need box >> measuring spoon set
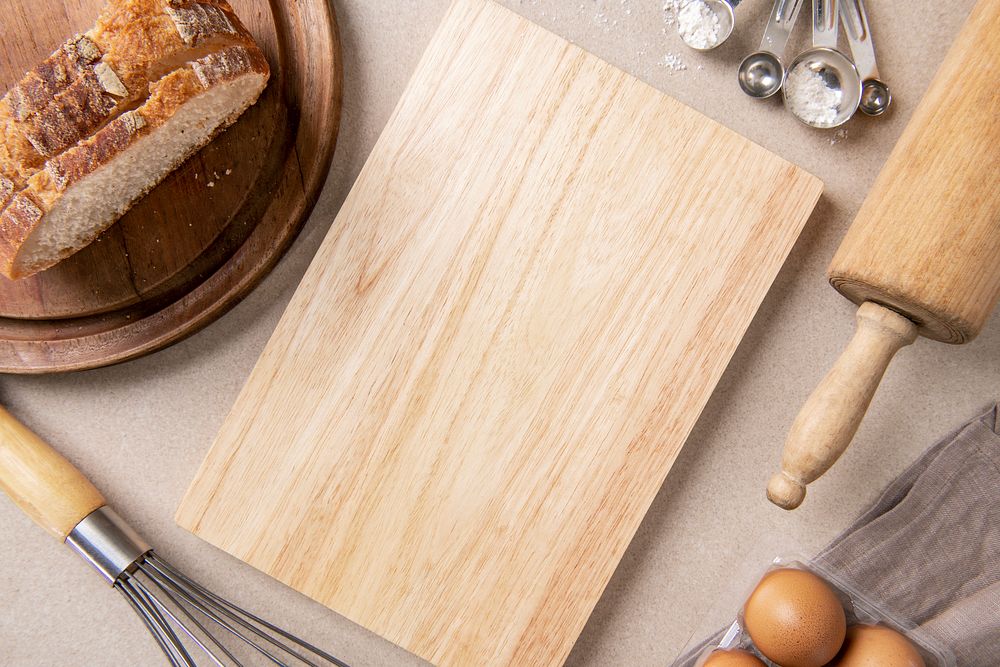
[741,0,889,127]
[674,0,889,129]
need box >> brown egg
[830,624,926,667]
[742,567,847,667]
[701,648,767,667]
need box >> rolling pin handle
[767,301,918,510]
[767,471,807,510]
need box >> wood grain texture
[828,0,1000,344]
[0,405,105,540]
[177,1,822,665]
[0,0,343,373]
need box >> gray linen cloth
[674,404,1000,667]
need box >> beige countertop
[1,0,995,665]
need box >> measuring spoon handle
[813,0,840,50]
[841,0,879,79]
[760,0,807,58]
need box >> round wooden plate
[0,0,342,373]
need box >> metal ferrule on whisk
[65,507,150,584]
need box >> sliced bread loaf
[0,0,254,209]
[0,44,269,279]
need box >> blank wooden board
[177,1,822,665]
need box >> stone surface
[0,1,992,665]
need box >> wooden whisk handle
[0,405,105,540]
[767,302,918,509]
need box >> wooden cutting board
[0,0,342,373]
[177,1,822,664]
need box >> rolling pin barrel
[771,0,1000,509]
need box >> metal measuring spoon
[841,0,890,115]
[783,0,862,129]
[677,0,741,51]
[737,0,807,98]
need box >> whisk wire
[119,577,196,667]
[147,554,349,667]
[142,556,298,667]
[118,579,182,667]
[136,574,235,667]
[111,550,349,667]
[133,578,201,667]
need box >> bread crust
[95,0,251,87]
[0,35,104,207]
[0,193,43,271]
[0,0,254,210]
[0,175,12,206]
[19,65,126,159]
[3,35,102,123]
[0,43,269,278]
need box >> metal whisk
[0,405,349,667]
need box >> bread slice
[0,44,269,279]
[0,0,254,210]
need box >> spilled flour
[784,66,843,126]
[662,0,684,24]
[829,127,849,145]
[571,0,713,74]
[662,52,688,71]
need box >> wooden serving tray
[0,0,342,373]
[178,1,822,665]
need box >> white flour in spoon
[676,0,723,49]
[785,66,843,126]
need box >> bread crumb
[225,168,232,175]
[207,181,215,187]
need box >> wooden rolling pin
[768,0,1000,510]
